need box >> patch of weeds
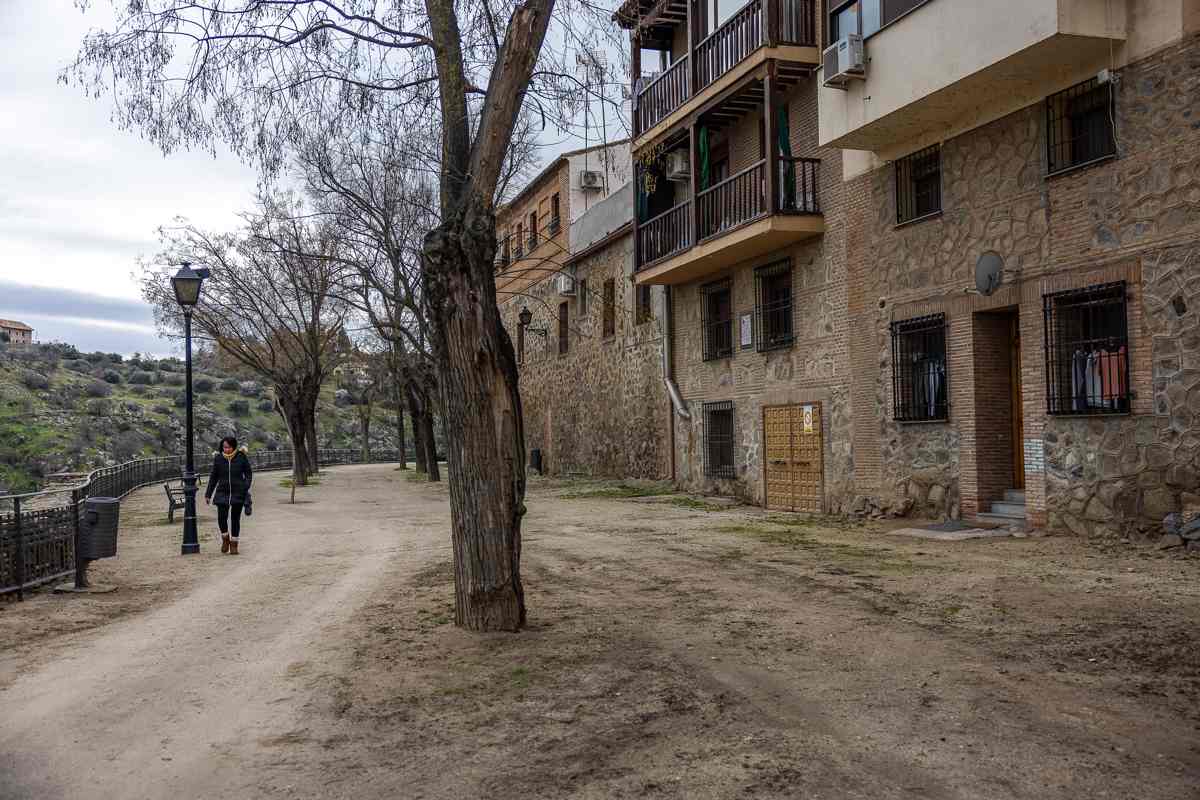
[509,666,531,690]
[278,477,321,488]
[560,482,675,500]
[404,471,430,483]
[413,560,454,586]
[668,496,729,512]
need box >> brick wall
[496,161,572,302]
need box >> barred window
[515,223,524,258]
[703,401,736,479]
[890,313,947,422]
[896,144,941,224]
[701,279,733,361]
[1047,78,1116,175]
[1044,282,1130,415]
[636,284,653,325]
[755,260,793,352]
[550,194,562,235]
[528,211,538,250]
[579,278,588,315]
[558,301,569,355]
[602,279,616,338]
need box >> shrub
[219,378,241,391]
[257,399,275,412]
[21,371,49,391]
[194,377,215,393]
[129,385,149,397]
[157,359,177,372]
[152,404,172,415]
[228,399,250,417]
[85,381,113,398]
[128,370,155,385]
[111,430,145,461]
[102,369,122,384]
[66,359,91,373]
[164,372,184,386]
[239,381,263,398]
[107,353,123,363]
[85,352,106,363]
[86,398,111,416]
[173,392,187,408]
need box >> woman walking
[205,436,253,554]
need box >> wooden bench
[164,479,205,523]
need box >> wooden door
[762,403,824,513]
[1010,316,1026,490]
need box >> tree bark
[406,383,429,473]
[421,402,440,482]
[276,392,312,487]
[423,197,525,632]
[392,362,408,469]
[360,408,372,462]
[305,412,320,474]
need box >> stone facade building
[0,319,33,347]
[497,158,671,480]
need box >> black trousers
[216,503,244,539]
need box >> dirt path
[2,466,1198,799]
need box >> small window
[636,285,653,325]
[895,144,941,224]
[830,1,859,40]
[501,232,511,267]
[1044,282,1130,415]
[528,212,538,250]
[703,401,736,479]
[754,260,793,352]
[515,223,524,258]
[701,279,733,361]
[550,194,561,234]
[890,313,948,422]
[558,301,569,355]
[602,279,616,338]
[1047,78,1116,175]
[579,278,588,315]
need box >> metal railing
[638,201,692,267]
[0,448,403,598]
[698,159,767,241]
[696,0,764,91]
[637,55,690,132]
[779,157,821,214]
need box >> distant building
[0,319,33,346]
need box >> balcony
[635,157,822,285]
[630,0,819,145]
[818,0,1127,155]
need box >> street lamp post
[171,262,209,555]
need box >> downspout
[662,285,690,483]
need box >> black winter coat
[205,449,253,505]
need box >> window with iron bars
[890,313,948,422]
[514,223,524,258]
[579,278,588,316]
[1047,78,1116,175]
[528,211,538,250]
[636,284,653,325]
[549,193,562,235]
[895,144,941,225]
[602,278,616,338]
[1044,282,1131,415]
[558,301,569,355]
[703,401,736,479]
[701,279,733,361]
[755,259,793,352]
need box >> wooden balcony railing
[697,160,767,241]
[778,157,821,214]
[638,201,692,266]
[778,0,817,46]
[695,0,764,91]
[637,56,690,134]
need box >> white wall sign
[740,313,753,348]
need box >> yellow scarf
[223,450,236,462]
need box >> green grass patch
[668,496,730,512]
[278,477,322,488]
[509,667,531,690]
[559,481,675,499]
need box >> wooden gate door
[763,403,824,513]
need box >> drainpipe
[662,286,690,420]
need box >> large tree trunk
[360,408,371,462]
[276,392,312,487]
[305,411,320,474]
[421,401,440,482]
[406,383,429,473]
[423,198,526,632]
[393,370,407,469]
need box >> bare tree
[66,0,625,631]
[143,197,348,489]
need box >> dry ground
[1,464,1198,799]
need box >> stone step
[977,510,1027,527]
[1004,489,1026,503]
[990,501,1027,517]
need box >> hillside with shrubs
[0,342,405,494]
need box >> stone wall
[500,233,671,480]
[846,32,1200,537]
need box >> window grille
[895,144,941,224]
[890,313,948,422]
[558,301,569,355]
[528,212,538,250]
[515,223,524,258]
[550,194,562,235]
[602,279,616,338]
[501,234,511,268]
[701,279,733,361]
[703,401,736,479]
[1044,282,1131,415]
[1047,78,1116,175]
[754,260,793,352]
[578,278,588,315]
[636,284,653,325]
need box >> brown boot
[229,539,239,555]
[221,535,230,554]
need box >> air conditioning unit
[555,272,576,296]
[664,150,690,182]
[579,170,605,190]
[822,34,866,89]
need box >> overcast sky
[0,1,624,357]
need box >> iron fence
[0,448,403,598]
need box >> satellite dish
[975,251,1004,296]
